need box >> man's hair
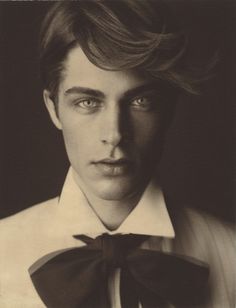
[39,0,215,102]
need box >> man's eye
[74,99,101,109]
[130,96,153,111]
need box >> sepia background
[1,1,235,222]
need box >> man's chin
[90,178,140,201]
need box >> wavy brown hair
[39,0,216,102]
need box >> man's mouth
[92,158,132,176]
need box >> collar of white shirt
[54,167,175,239]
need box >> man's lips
[92,158,132,176]
[93,158,131,165]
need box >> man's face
[45,46,166,201]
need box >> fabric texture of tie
[29,233,209,308]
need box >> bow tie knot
[76,233,149,269]
[99,234,126,268]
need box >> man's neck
[83,191,143,231]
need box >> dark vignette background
[0,1,235,222]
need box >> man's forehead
[59,46,154,98]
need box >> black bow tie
[29,233,209,308]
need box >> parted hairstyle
[39,0,215,102]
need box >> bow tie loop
[30,233,209,307]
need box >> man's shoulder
[173,206,235,261]
[0,197,59,231]
[173,207,236,306]
[178,207,235,249]
[184,207,235,240]
[0,197,60,306]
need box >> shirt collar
[55,167,175,238]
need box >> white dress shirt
[1,168,235,307]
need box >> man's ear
[43,90,62,130]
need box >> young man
[0,1,235,307]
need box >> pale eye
[75,99,101,109]
[131,96,153,111]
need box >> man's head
[40,1,196,201]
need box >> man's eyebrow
[64,87,105,98]
[121,83,160,100]
[64,82,164,100]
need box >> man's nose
[100,105,125,147]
